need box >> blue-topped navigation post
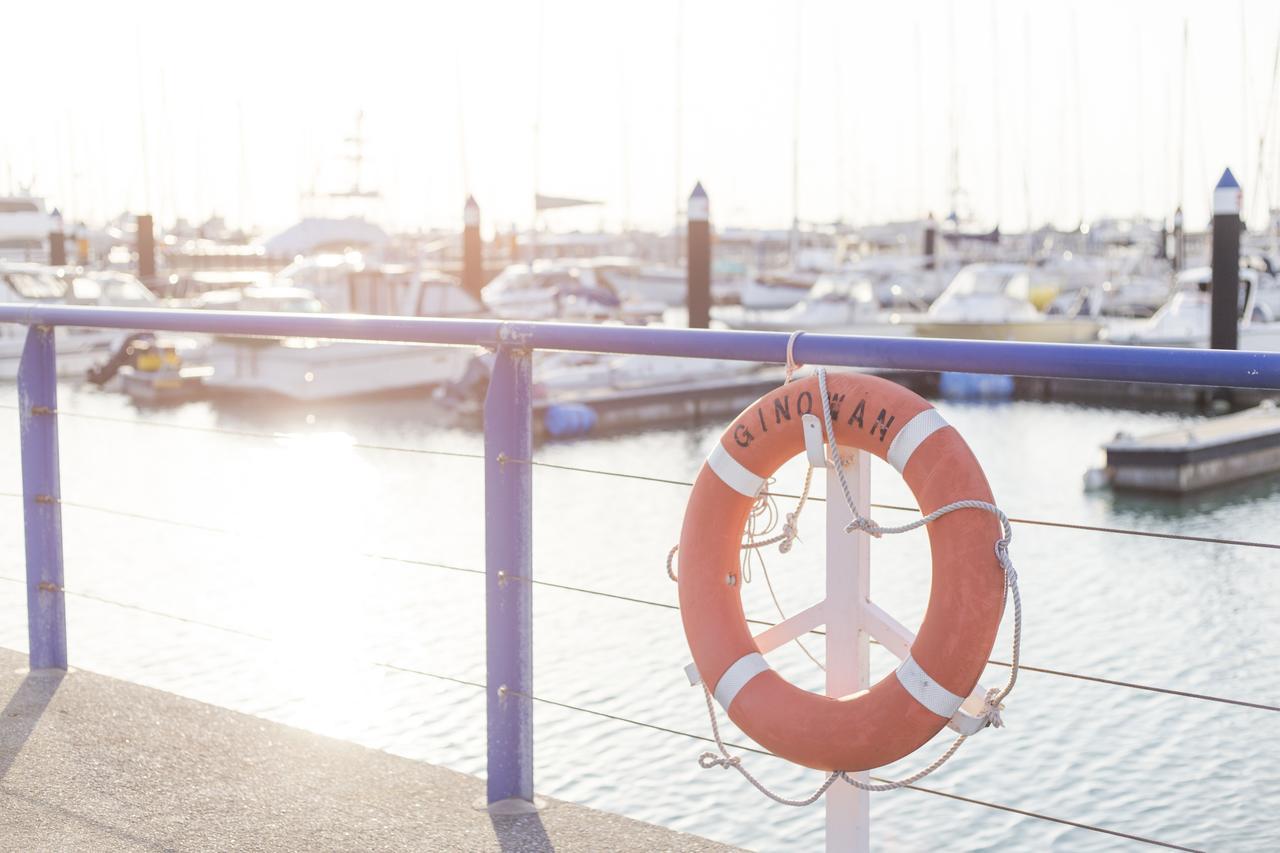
[1211,168,1242,352]
[48,209,66,267]
[687,182,711,329]
[18,326,67,670]
[484,339,535,807]
[136,213,156,284]
[462,196,484,302]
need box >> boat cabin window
[74,274,156,305]
[1000,272,1033,301]
[260,295,324,313]
[4,270,66,299]
[948,267,1026,300]
[809,275,873,303]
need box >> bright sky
[6,0,1280,235]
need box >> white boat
[914,263,1101,343]
[601,263,750,307]
[533,351,765,398]
[197,286,478,401]
[0,264,158,379]
[725,272,916,336]
[739,247,843,311]
[0,195,54,262]
[739,271,817,311]
[274,252,485,318]
[1102,267,1280,350]
[482,260,664,321]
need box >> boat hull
[913,319,1100,343]
[0,326,120,380]
[202,338,476,401]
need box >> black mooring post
[463,195,484,302]
[1210,168,1242,353]
[686,181,711,329]
[1173,206,1185,273]
[136,214,156,283]
[74,223,90,266]
[48,208,66,267]
[923,213,937,271]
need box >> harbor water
[0,377,1276,851]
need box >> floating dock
[1104,401,1280,492]
[528,367,933,439]
[0,648,732,852]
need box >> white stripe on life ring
[707,443,765,497]
[886,409,949,473]
[894,654,966,718]
[712,652,771,710]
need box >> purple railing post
[18,325,67,670]
[484,342,534,805]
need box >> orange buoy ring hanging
[678,371,1006,773]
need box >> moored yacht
[914,263,1101,343]
[724,271,915,336]
[1102,267,1280,350]
[0,195,55,262]
[483,260,664,321]
[0,264,158,378]
[196,275,484,401]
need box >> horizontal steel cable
[334,657,1201,851]
[11,403,1277,551]
[0,576,1200,852]
[0,571,1228,845]
[0,404,486,464]
[2,495,1275,714]
[515,459,1280,551]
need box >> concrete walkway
[0,648,735,852]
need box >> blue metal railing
[5,303,1280,810]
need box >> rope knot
[843,516,883,538]
[994,540,1017,587]
[778,512,799,553]
[699,752,741,770]
[982,687,1006,729]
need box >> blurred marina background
[1,2,1279,851]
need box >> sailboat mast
[915,22,924,220]
[674,0,684,262]
[1178,19,1188,214]
[1241,1,1250,190]
[238,102,249,231]
[1070,7,1084,228]
[532,1,545,264]
[455,49,471,198]
[135,25,152,216]
[1022,9,1032,235]
[947,3,960,222]
[1136,26,1144,219]
[790,2,802,264]
[833,15,845,226]
[991,0,1001,229]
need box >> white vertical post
[825,449,871,852]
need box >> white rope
[693,366,1023,802]
[665,468,813,585]
[784,330,804,384]
[665,351,815,586]
[698,683,842,807]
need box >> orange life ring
[678,371,1005,772]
